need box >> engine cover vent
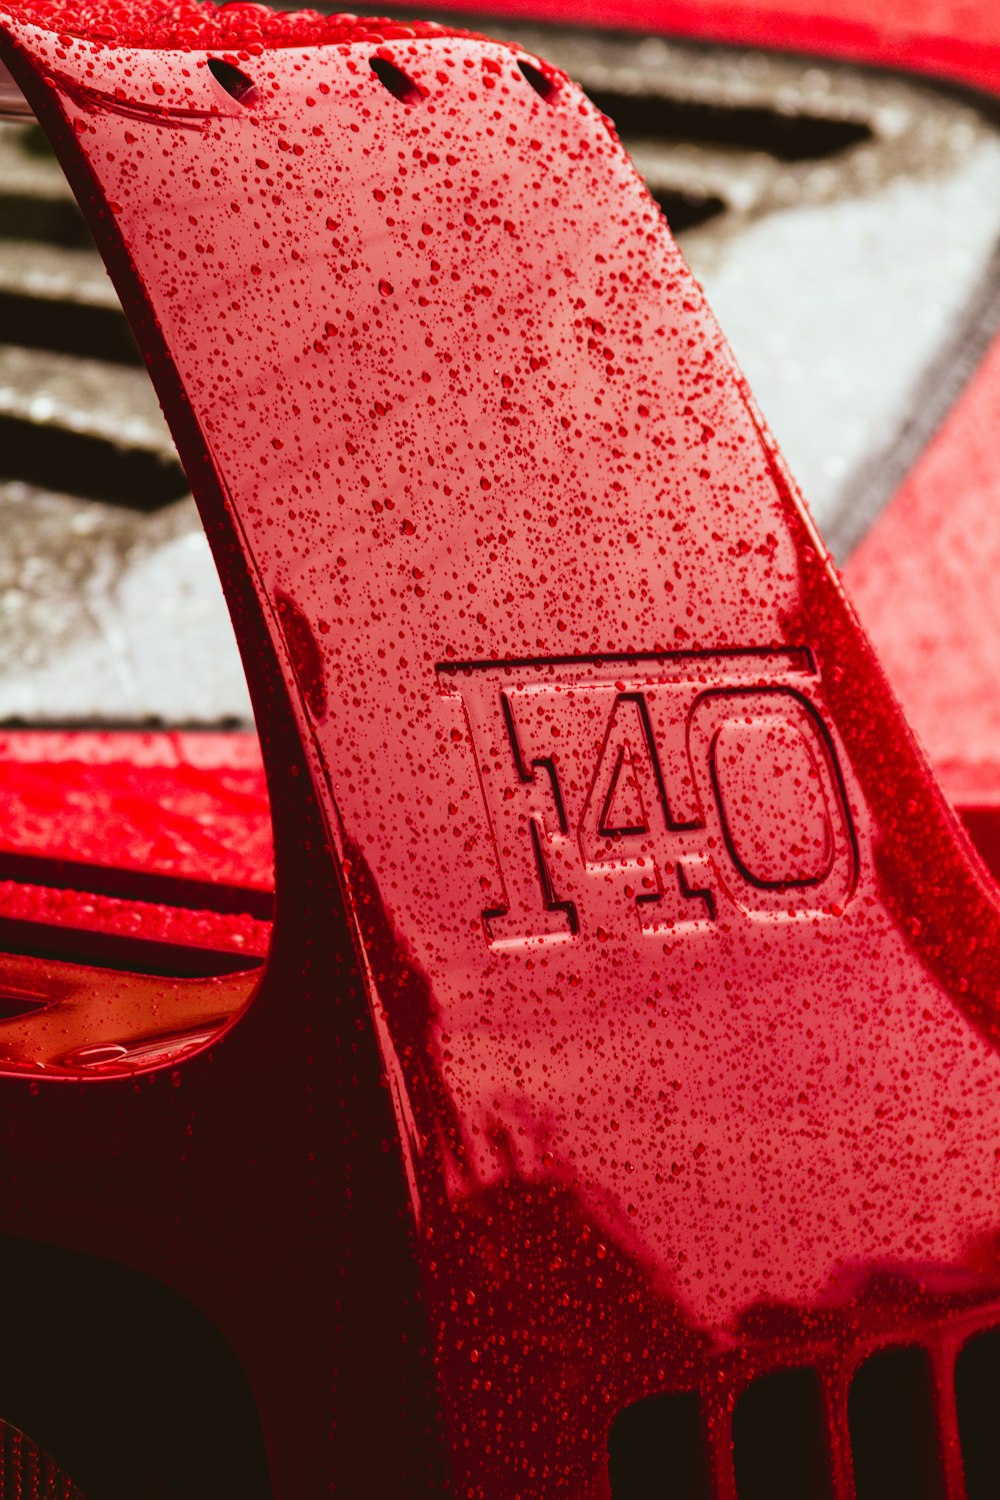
[608,1290,1000,1499]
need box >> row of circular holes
[207,53,557,111]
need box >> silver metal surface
[1,25,998,724]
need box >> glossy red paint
[844,333,1000,853]
[0,728,271,887]
[0,5,998,1498]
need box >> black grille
[608,1304,1000,1500]
[608,1390,711,1499]
[955,1329,1000,1500]
[734,1367,833,1500]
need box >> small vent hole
[208,57,259,108]
[956,1326,1000,1500]
[848,1346,945,1500]
[369,56,422,105]
[608,1391,711,1499]
[518,58,558,102]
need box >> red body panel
[0,729,271,888]
[0,5,997,1498]
[845,338,1000,808]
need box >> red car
[0,1,997,1497]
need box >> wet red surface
[0,6,997,1498]
[0,0,474,50]
[0,730,271,888]
[845,335,1000,804]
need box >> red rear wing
[0,7,998,1497]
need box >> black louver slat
[608,1309,1000,1499]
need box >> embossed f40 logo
[438,649,857,947]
